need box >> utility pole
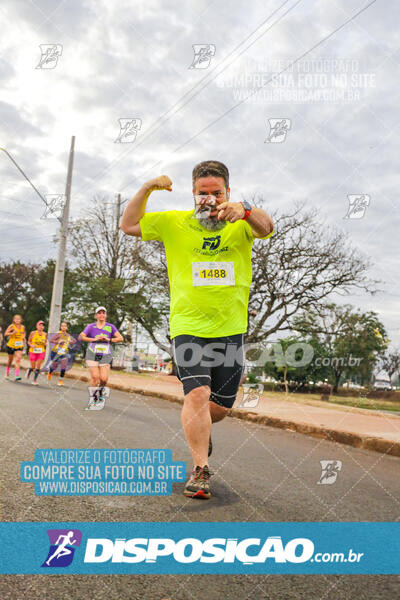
[133,236,139,351]
[115,193,121,238]
[131,234,139,369]
[48,136,75,337]
[111,193,121,278]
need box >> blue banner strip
[0,522,398,574]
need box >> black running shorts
[7,346,23,355]
[172,334,245,408]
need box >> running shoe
[184,465,212,499]
[15,376,22,382]
[57,380,64,386]
[32,381,38,386]
[208,434,213,457]
[4,375,10,381]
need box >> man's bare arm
[120,175,172,237]
[246,207,274,238]
[217,202,274,238]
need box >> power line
[130,0,302,146]
[0,147,49,208]
[119,0,378,197]
[75,0,303,197]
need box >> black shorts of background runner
[172,334,244,408]
[7,346,22,355]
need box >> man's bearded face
[193,176,229,231]
[194,194,226,231]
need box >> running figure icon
[45,531,77,566]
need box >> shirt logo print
[202,236,221,251]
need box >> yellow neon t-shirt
[140,209,273,338]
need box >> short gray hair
[192,160,229,189]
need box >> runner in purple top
[80,306,123,402]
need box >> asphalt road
[0,374,399,599]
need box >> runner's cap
[36,320,44,326]
[95,306,107,314]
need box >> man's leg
[173,335,215,499]
[210,333,244,410]
[181,385,211,468]
[209,401,229,423]
[207,333,244,458]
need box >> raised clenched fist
[147,175,173,192]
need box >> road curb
[66,370,400,458]
[2,359,399,458]
[229,408,400,457]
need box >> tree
[247,200,378,343]
[262,335,330,392]
[129,240,172,353]
[293,304,388,392]
[0,261,35,330]
[380,349,400,389]
[0,260,77,338]
[67,196,161,337]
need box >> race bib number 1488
[192,261,235,286]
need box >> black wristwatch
[241,201,252,221]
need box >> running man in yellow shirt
[121,160,274,499]
[4,314,26,381]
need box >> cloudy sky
[0,0,399,345]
